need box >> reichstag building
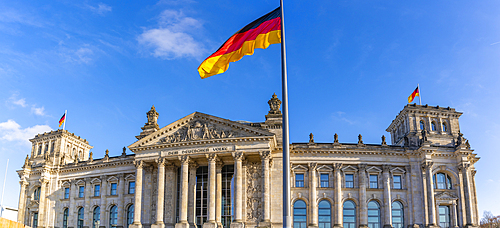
[17,94,479,228]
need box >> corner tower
[386,104,462,147]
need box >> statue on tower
[268,93,282,115]
[147,105,159,126]
[136,105,160,139]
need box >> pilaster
[382,165,392,228]
[259,151,271,226]
[153,158,167,228]
[175,156,190,228]
[203,154,218,228]
[308,163,318,228]
[358,164,368,228]
[333,163,343,228]
[230,152,245,228]
[131,160,144,228]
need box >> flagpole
[279,1,291,228]
[418,84,422,105]
[63,110,67,131]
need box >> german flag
[59,113,66,127]
[408,86,420,103]
[198,7,281,79]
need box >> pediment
[130,112,274,149]
[435,192,458,200]
[317,165,333,171]
[366,166,382,173]
[390,167,406,174]
[342,165,358,172]
[292,164,308,172]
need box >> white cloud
[31,105,46,116]
[11,98,27,107]
[7,93,27,107]
[0,120,52,144]
[75,47,94,64]
[86,3,112,15]
[138,10,205,59]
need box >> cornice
[60,160,134,173]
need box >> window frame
[63,208,68,228]
[320,173,329,188]
[293,200,307,228]
[34,187,41,200]
[110,183,118,195]
[78,185,85,198]
[369,174,378,189]
[392,201,404,228]
[128,181,135,194]
[433,173,452,190]
[318,200,332,228]
[367,201,381,228]
[93,206,101,228]
[77,207,84,228]
[431,122,437,131]
[127,204,134,228]
[345,174,354,188]
[343,200,356,228]
[64,187,70,199]
[94,184,100,197]
[393,175,402,189]
[295,173,305,188]
[438,205,451,228]
[110,205,118,228]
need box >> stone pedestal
[175,222,191,228]
[230,222,245,228]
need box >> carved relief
[160,120,241,143]
[246,162,262,222]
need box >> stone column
[230,152,244,228]
[204,154,218,228]
[38,179,48,227]
[309,163,318,228]
[132,160,144,228]
[382,165,392,228]
[459,163,474,227]
[165,164,177,226]
[176,156,190,228]
[17,181,28,224]
[451,201,458,228]
[118,174,125,228]
[259,151,271,224]
[153,158,167,228]
[83,178,91,228]
[69,180,77,227]
[422,161,437,228]
[188,162,198,228]
[333,163,343,228]
[358,164,368,228]
[100,175,108,228]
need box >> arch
[293,200,307,228]
[109,205,118,227]
[316,196,334,205]
[367,201,381,228]
[442,122,448,132]
[431,167,459,183]
[392,201,404,228]
[343,200,356,228]
[33,187,41,200]
[92,206,101,228]
[62,208,69,228]
[391,199,408,208]
[291,196,309,206]
[318,200,332,228]
[126,204,134,228]
[77,207,84,228]
[433,172,452,189]
[342,197,359,206]
[431,122,437,131]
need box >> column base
[230,221,245,228]
[176,222,191,228]
[203,221,218,228]
[333,224,343,228]
[130,223,143,228]
[217,222,223,228]
[408,224,421,228]
[152,222,166,228]
[258,221,272,228]
[383,225,393,228]
[425,224,439,228]
[464,225,479,228]
[308,225,319,228]
[359,225,369,228]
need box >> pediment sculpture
[160,120,241,143]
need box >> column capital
[382,165,392,173]
[216,160,224,170]
[457,163,470,172]
[259,151,271,160]
[333,163,343,171]
[206,153,217,162]
[179,155,190,164]
[358,163,367,172]
[20,180,29,187]
[309,162,318,171]
[232,152,244,161]
[421,161,434,170]
[405,165,411,173]
[157,157,169,167]
[134,160,145,169]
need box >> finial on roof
[268,93,282,115]
[358,134,363,145]
[309,133,314,144]
[334,133,339,143]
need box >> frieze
[159,120,241,144]
[162,145,235,156]
[246,161,262,222]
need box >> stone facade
[17,96,479,228]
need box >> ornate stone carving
[334,133,339,144]
[381,135,387,145]
[89,151,93,162]
[134,160,144,169]
[358,134,364,145]
[421,161,433,170]
[309,162,317,171]
[382,165,392,172]
[246,162,263,222]
[232,152,244,161]
[333,163,343,170]
[457,163,470,171]
[23,155,30,168]
[146,105,159,128]
[104,149,109,162]
[309,133,314,144]
[206,153,217,162]
[268,93,282,115]
[122,147,127,156]
[157,157,168,166]
[160,120,241,144]
[358,163,367,172]
[259,151,271,160]
[179,155,190,164]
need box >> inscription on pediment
[160,120,242,143]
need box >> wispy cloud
[31,105,46,116]
[7,93,47,116]
[8,94,27,107]
[138,10,206,59]
[85,3,112,15]
[0,120,52,144]
[331,111,357,125]
[0,8,44,27]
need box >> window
[33,212,38,228]
[34,187,41,200]
[293,200,307,228]
[94,185,100,197]
[51,142,55,152]
[420,121,424,130]
[295,174,304,187]
[439,206,450,228]
[127,204,134,228]
[433,173,452,189]
[79,186,84,198]
[64,188,70,199]
[111,183,117,195]
[221,165,234,228]
[128,181,135,194]
[195,166,209,227]
[63,208,68,228]
[369,175,378,188]
[442,122,447,132]
[320,174,329,188]
[343,200,356,228]
[38,144,42,155]
[77,208,84,228]
[431,122,436,131]
[368,201,381,228]
[318,200,331,228]
[93,207,100,228]
[392,201,404,228]
[345,174,354,188]
[393,175,402,189]
[110,205,118,227]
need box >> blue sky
[1,0,500,216]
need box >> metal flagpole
[63,110,67,131]
[0,159,8,217]
[279,1,291,228]
[418,84,422,105]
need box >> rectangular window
[370,175,378,188]
[33,212,38,228]
[78,186,84,198]
[64,187,70,199]
[110,183,117,195]
[320,174,329,187]
[128,182,135,194]
[393,175,402,189]
[94,185,100,197]
[345,174,354,188]
[295,174,304,187]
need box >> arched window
[93,206,101,228]
[368,201,380,228]
[318,200,331,228]
[44,143,48,153]
[77,208,84,228]
[431,122,436,131]
[392,201,404,228]
[63,208,68,228]
[420,121,424,130]
[433,173,452,189]
[293,200,307,228]
[343,200,356,228]
[127,204,134,228]
[51,142,55,152]
[38,144,42,155]
[34,187,41,200]
[442,122,447,132]
[110,205,118,227]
